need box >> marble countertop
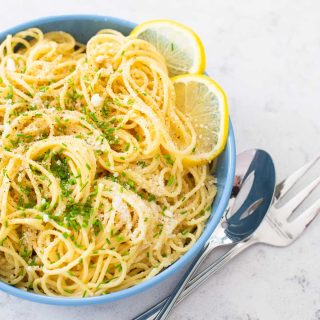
[1,0,320,319]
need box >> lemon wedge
[130,20,206,77]
[172,74,229,166]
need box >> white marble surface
[0,0,320,319]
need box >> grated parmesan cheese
[7,58,16,72]
[95,55,105,63]
[32,95,42,107]
[6,99,12,108]
[17,171,23,183]
[112,194,131,227]
[163,218,177,236]
[98,182,104,189]
[91,94,103,107]
[2,124,10,137]
[164,210,173,217]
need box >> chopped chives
[167,176,174,187]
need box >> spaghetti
[0,28,216,297]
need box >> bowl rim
[0,14,236,305]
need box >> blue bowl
[0,15,236,305]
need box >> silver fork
[136,155,320,320]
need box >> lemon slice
[172,74,229,166]
[130,20,206,77]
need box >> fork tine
[289,197,320,233]
[277,175,320,215]
[275,154,320,200]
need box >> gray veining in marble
[0,0,319,319]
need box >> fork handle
[185,237,256,293]
[134,238,256,320]
[153,241,216,320]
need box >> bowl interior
[0,15,236,305]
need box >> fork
[135,155,320,320]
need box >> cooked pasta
[0,28,216,297]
